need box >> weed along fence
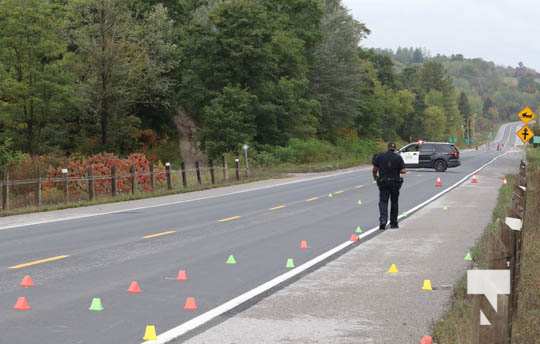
[469,160,528,344]
[0,158,254,213]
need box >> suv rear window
[436,144,457,153]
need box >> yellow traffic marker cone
[143,325,157,341]
[387,264,398,274]
[422,279,433,291]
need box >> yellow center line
[306,197,319,202]
[269,204,286,211]
[218,215,241,223]
[9,255,69,270]
[143,230,177,239]
[333,190,344,195]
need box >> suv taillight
[450,150,459,158]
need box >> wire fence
[0,159,262,213]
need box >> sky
[342,0,540,71]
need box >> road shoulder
[182,154,519,344]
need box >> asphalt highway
[0,122,522,344]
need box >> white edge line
[0,167,371,232]
[147,151,512,344]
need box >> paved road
[0,122,521,343]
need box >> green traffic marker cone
[355,226,363,234]
[226,255,237,265]
[286,258,295,269]
[464,252,473,261]
[89,297,104,312]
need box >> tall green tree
[0,0,74,154]
[311,0,370,141]
[67,0,177,153]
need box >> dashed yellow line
[270,205,286,211]
[333,190,344,195]
[143,230,176,239]
[9,255,69,270]
[218,215,241,223]
[306,197,319,202]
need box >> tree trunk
[174,107,206,166]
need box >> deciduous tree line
[1,0,538,165]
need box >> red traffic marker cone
[176,270,188,281]
[14,296,31,311]
[20,275,34,288]
[184,297,198,311]
[128,281,142,294]
[300,240,308,250]
[471,175,478,184]
[419,336,433,344]
[435,177,443,187]
[350,234,359,242]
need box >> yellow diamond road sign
[518,106,536,123]
[517,125,534,144]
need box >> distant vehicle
[398,141,460,172]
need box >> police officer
[372,143,406,230]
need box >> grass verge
[432,148,540,343]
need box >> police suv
[398,141,461,172]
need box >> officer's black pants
[378,180,401,225]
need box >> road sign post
[516,107,537,144]
[517,106,536,124]
[516,126,534,144]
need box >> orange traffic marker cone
[20,275,34,288]
[471,175,478,184]
[184,297,198,311]
[128,281,142,294]
[420,335,433,344]
[435,177,442,187]
[300,240,308,250]
[350,234,358,242]
[14,296,31,311]
[177,270,188,281]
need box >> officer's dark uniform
[372,144,405,229]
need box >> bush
[252,138,381,166]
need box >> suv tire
[434,159,447,172]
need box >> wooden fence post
[35,175,42,207]
[130,165,136,194]
[209,160,215,184]
[235,158,240,181]
[87,166,95,201]
[181,162,187,187]
[62,169,69,203]
[165,163,172,190]
[2,170,9,210]
[474,295,510,344]
[195,161,202,185]
[149,164,155,191]
[111,165,117,197]
[222,156,228,181]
